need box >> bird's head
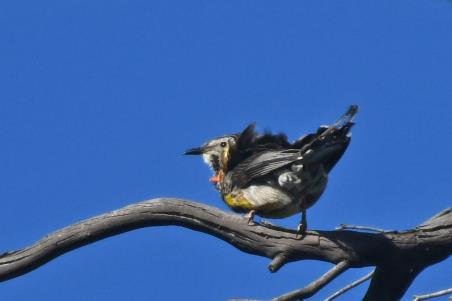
[185,135,236,173]
[185,123,256,182]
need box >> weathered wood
[272,260,350,301]
[325,270,374,301]
[0,199,450,301]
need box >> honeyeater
[185,105,357,234]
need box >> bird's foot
[244,210,256,225]
[296,222,307,239]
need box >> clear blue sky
[0,1,451,300]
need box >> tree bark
[0,199,450,300]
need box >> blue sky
[0,1,451,300]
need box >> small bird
[185,105,357,235]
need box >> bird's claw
[296,223,307,239]
[244,210,256,225]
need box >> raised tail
[333,104,358,130]
[295,105,358,172]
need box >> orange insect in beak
[208,170,224,184]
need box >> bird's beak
[184,147,204,155]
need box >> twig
[325,270,374,301]
[268,253,289,273]
[413,288,452,301]
[271,261,350,301]
[335,224,389,233]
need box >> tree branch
[335,224,389,233]
[0,199,450,301]
[413,288,452,301]
[271,260,350,301]
[325,270,374,301]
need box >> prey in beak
[184,136,236,184]
[208,170,224,184]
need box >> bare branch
[271,261,350,301]
[0,199,353,282]
[325,270,374,301]
[268,253,289,273]
[0,199,450,301]
[413,288,452,301]
[335,224,389,233]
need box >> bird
[185,105,357,235]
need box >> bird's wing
[229,149,300,187]
[229,105,358,187]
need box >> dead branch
[413,288,452,301]
[325,270,374,301]
[0,199,450,301]
[271,260,350,301]
[335,224,389,233]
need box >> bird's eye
[220,142,227,147]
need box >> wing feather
[230,150,299,187]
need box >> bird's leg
[296,203,308,238]
[244,210,256,225]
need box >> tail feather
[333,104,358,130]
[297,105,357,153]
[295,105,358,171]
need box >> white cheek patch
[202,153,216,172]
[202,154,212,167]
[202,151,223,173]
